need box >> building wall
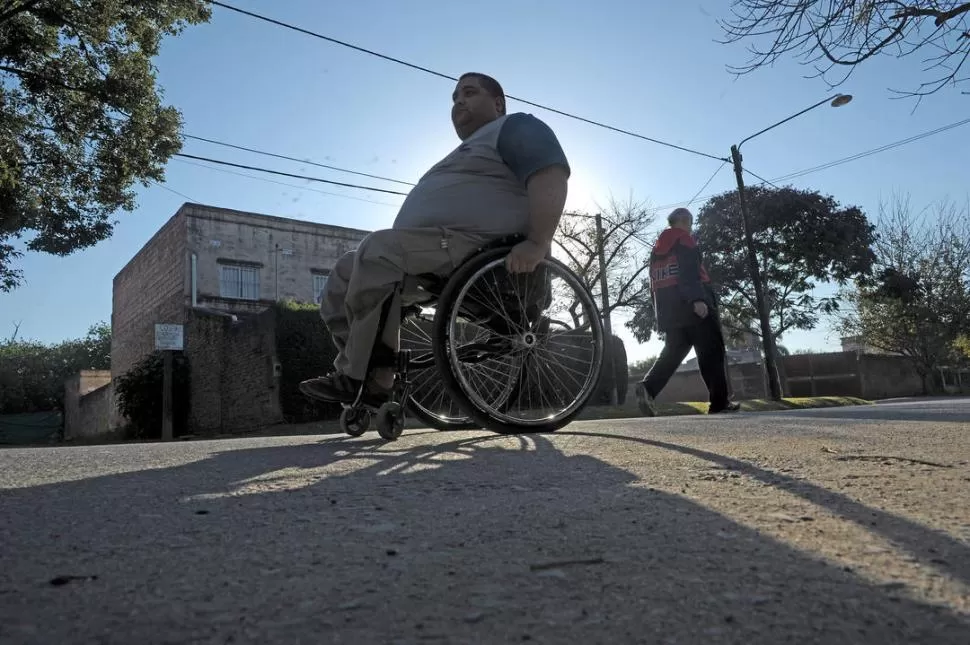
[63,371,114,440]
[111,209,188,383]
[184,308,282,434]
[184,204,369,312]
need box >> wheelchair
[336,234,605,441]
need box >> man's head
[451,72,506,140]
[667,207,693,231]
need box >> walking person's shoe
[708,401,741,414]
[636,382,658,417]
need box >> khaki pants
[320,227,491,381]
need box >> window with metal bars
[219,264,260,300]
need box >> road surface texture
[2,398,969,644]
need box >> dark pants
[642,315,731,409]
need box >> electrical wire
[183,134,417,186]
[766,117,970,184]
[646,116,970,212]
[686,162,727,206]
[173,153,410,196]
[174,157,403,207]
[743,167,779,188]
[207,0,727,162]
[152,181,197,202]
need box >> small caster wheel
[340,407,370,437]
[375,401,405,441]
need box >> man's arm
[524,165,569,247]
[496,113,570,271]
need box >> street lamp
[729,94,853,401]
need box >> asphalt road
[2,398,969,644]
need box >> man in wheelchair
[299,72,571,406]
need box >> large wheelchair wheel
[432,247,604,434]
[399,311,478,431]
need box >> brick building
[62,203,371,438]
[111,203,369,382]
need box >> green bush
[0,323,111,414]
[115,351,191,439]
[274,301,342,422]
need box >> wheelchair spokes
[399,313,476,429]
[444,257,603,427]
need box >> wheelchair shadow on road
[1,430,969,643]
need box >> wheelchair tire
[406,401,479,431]
[432,247,604,435]
[399,313,480,431]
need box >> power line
[207,0,727,163]
[171,114,970,250]
[152,180,197,202]
[648,116,970,212]
[183,133,417,186]
[173,153,410,196]
[767,117,970,184]
[742,167,779,188]
[174,157,403,207]
[687,162,727,205]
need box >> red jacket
[648,228,714,331]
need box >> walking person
[636,208,740,416]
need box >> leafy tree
[718,1,970,99]
[837,194,970,390]
[0,0,211,291]
[661,186,875,349]
[0,321,111,413]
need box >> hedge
[274,301,342,423]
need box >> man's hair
[459,72,506,115]
[667,207,692,226]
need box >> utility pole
[161,350,173,441]
[729,145,782,400]
[594,212,618,405]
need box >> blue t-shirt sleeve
[496,113,571,184]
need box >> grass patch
[577,395,869,421]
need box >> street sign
[154,324,184,351]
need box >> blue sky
[2,0,967,363]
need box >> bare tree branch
[718,1,970,98]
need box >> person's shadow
[2,430,968,644]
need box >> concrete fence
[627,351,941,403]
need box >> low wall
[64,371,115,440]
[625,351,935,404]
[858,353,925,399]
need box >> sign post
[154,324,184,441]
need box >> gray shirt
[392,112,570,236]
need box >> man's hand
[505,239,549,273]
[693,301,709,319]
